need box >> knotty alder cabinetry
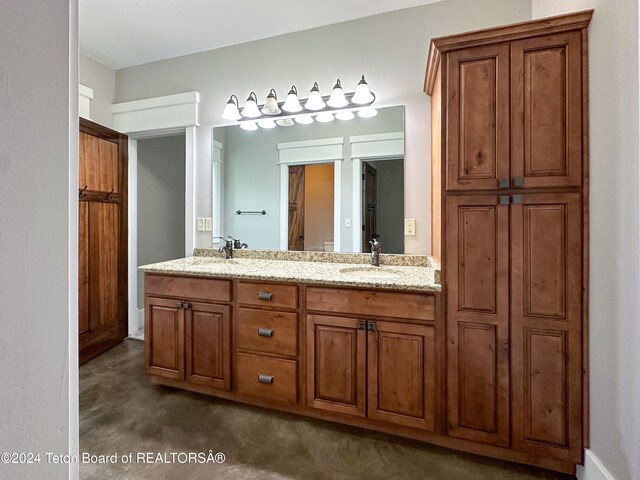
[425,11,591,472]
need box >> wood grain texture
[431,67,442,262]
[79,201,90,336]
[237,281,298,310]
[288,165,305,251]
[146,275,232,303]
[362,162,378,250]
[237,308,298,357]
[79,132,118,193]
[306,287,435,321]
[237,353,298,405]
[144,297,184,380]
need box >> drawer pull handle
[258,291,274,301]
[258,374,274,384]
[258,328,274,337]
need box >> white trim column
[212,140,224,243]
[127,139,140,333]
[185,126,196,256]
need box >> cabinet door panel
[446,196,510,446]
[368,321,436,431]
[78,201,90,336]
[447,44,510,191]
[511,193,582,461]
[511,32,583,188]
[145,297,184,380]
[306,315,366,417]
[185,303,231,390]
[79,132,119,192]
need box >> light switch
[205,218,213,232]
[197,217,205,232]
[404,218,416,236]
[345,218,351,228]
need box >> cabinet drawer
[237,308,298,357]
[145,274,231,303]
[306,287,435,321]
[237,282,298,310]
[236,353,297,405]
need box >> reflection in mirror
[212,105,404,253]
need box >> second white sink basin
[339,267,402,279]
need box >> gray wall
[115,0,532,253]
[79,52,115,127]
[371,159,404,254]
[137,135,186,308]
[221,107,403,251]
[0,1,77,478]
[532,2,639,480]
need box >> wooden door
[79,202,121,358]
[79,131,119,194]
[511,32,583,189]
[446,44,510,191]
[79,201,90,337]
[511,193,582,462]
[306,314,367,417]
[445,195,510,446]
[362,162,377,251]
[145,297,184,381]
[288,165,305,250]
[367,321,437,431]
[185,302,231,391]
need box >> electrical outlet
[345,218,351,228]
[404,218,416,236]
[205,217,213,232]
[197,217,205,232]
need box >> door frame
[277,137,344,251]
[350,132,404,253]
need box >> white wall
[79,52,115,127]
[531,3,639,480]
[115,0,532,254]
[0,1,78,479]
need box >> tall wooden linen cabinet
[425,11,591,470]
[79,119,128,364]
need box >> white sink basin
[339,267,402,279]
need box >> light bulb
[240,121,258,131]
[276,118,294,127]
[305,82,325,111]
[335,110,355,121]
[261,89,281,115]
[295,115,314,125]
[241,92,261,118]
[327,79,348,108]
[221,95,241,120]
[351,75,374,105]
[316,112,335,123]
[357,107,378,118]
[257,119,276,129]
[282,85,302,113]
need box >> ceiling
[79,0,443,70]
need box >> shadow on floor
[79,341,574,480]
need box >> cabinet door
[185,302,231,390]
[511,32,583,189]
[445,195,510,446]
[79,132,119,193]
[306,315,367,417]
[446,44,510,191]
[511,193,582,462]
[145,297,184,380]
[367,321,437,431]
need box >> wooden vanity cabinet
[426,11,591,471]
[144,275,232,391]
[306,287,439,431]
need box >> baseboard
[577,450,617,480]
[137,308,144,329]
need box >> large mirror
[212,106,404,253]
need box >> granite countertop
[139,250,441,293]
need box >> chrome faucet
[228,236,248,250]
[214,236,234,259]
[369,236,381,267]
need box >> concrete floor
[80,340,574,480]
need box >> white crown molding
[277,137,344,165]
[350,131,404,159]
[78,83,94,120]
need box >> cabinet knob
[258,291,274,301]
[258,328,274,337]
[258,374,274,384]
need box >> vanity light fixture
[241,92,261,118]
[222,75,375,130]
[221,94,241,120]
[261,89,281,115]
[305,82,326,111]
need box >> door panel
[362,162,378,251]
[185,303,231,390]
[306,315,366,417]
[79,132,119,192]
[447,44,510,191]
[145,297,184,380]
[511,193,582,461]
[79,201,90,336]
[445,195,510,446]
[288,165,305,251]
[511,32,582,188]
[368,321,436,431]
